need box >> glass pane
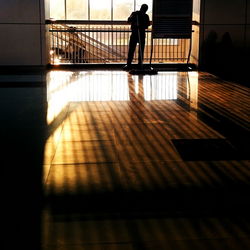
[50,0,65,19]
[113,0,134,21]
[67,0,88,20]
[90,0,111,20]
[136,0,152,20]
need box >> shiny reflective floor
[1,69,250,249]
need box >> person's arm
[128,11,137,23]
[145,15,150,29]
[127,12,133,23]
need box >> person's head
[140,4,148,13]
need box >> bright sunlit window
[50,0,65,19]
[113,0,134,20]
[67,0,88,20]
[90,0,111,20]
[50,0,153,21]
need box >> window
[113,0,134,21]
[67,0,88,20]
[50,0,65,19]
[50,0,153,21]
[90,0,111,20]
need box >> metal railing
[48,21,191,65]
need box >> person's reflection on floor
[128,74,145,103]
[127,74,148,124]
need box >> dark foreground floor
[2,69,250,249]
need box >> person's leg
[138,32,145,65]
[127,33,138,65]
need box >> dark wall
[0,0,49,66]
[199,0,249,86]
[1,75,47,249]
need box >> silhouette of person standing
[123,4,150,70]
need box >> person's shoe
[122,64,132,71]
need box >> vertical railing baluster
[64,27,66,63]
[52,27,54,64]
[121,26,124,62]
[119,26,121,62]
[174,39,176,62]
[88,25,90,63]
[177,38,179,62]
[89,25,91,63]
[98,27,100,63]
[94,26,96,63]
[108,26,110,63]
[184,39,187,62]
[115,27,117,62]
[56,30,59,62]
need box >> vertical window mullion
[88,0,90,21]
[111,0,113,22]
[65,0,67,20]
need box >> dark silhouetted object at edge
[124,4,150,69]
[201,30,218,74]
[217,32,235,79]
[201,30,249,86]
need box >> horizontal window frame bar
[46,19,199,25]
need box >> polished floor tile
[2,69,250,249]
[42,214,250,250]
[42,70,250,248]
[52,140,118,164]
[59,128,113,142]
[46,163,121,195]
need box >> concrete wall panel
[0,0,41,24]
[247,0,250,24]
[204,0,246,24]
[0,24,42,65]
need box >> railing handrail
[46,19,199,25]
[46,20,131,25]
